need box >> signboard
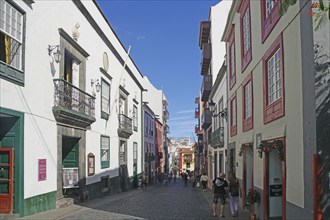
[38,159,46,181]
[63,168,79,188]
[269,184,282,197]
[256,133,262,148]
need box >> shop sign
[269,184,282,197]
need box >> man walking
[212,172,228,218]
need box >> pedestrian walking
[173,170,177,183]
[200,172,208,191]
[228,172,240,217]
[182,172,188,186]
[142,173,148,191]
[212,172,228,218]
[191,172,196,188]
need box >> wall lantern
[208,100,227,120]
[91,79,101,93]
[48,45,61,63]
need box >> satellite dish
[103,52,109,72]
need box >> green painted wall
[23,191,56,216]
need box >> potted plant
[246,188,260,206]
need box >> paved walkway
[10,180,250,220]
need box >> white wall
[210,0,232,83]
[1,0,149,198]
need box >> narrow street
[18,179,249,220]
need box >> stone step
[56,197,74,209]
[0,214,20,220]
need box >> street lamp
[208,100,227,120]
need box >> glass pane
[0,151,9,163]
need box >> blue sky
[96,0,219,139]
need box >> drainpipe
[141,89,148,175]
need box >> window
[119,140,127,165]
[101,135,110,168]
[266,0,274,17]
[0,0,24,85]
[239,0,252,71]
[267,49,281,104]
[263,34,284,124]
[230,93,237,137]
[260,0,281,42]
[242,73,253,131]
[101,79,110,119]
[228,25,236,89]
[133,142,137,162]
[133,105,138,131]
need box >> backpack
[230,180,239,196]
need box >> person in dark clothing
[212,172,228,218]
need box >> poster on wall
[38,159,47,181]
[63,168,79,188]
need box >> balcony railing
[201,75,212,101]
[164,124,170,134]
[199,21,211,48]
[201,43,212,75]
[211,127,225,148]
[53,79,95,128]
[195,108,200,118]
[118,114,133,138]
[145,153,155,162]
[195,125,201,134]
[201,108,212,129]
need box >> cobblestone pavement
[17,179,250,220]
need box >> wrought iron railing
[53,79,95,117]
[118,114,133,133]
[211,127,225,147]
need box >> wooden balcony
[195,125,201,134]
[201,108,212,129]
[201,75,212,102]
[195,108,200,118]
[118,114,133,138]
[201,43,212,75]
[52,79,95,128]
[199,21,211,48]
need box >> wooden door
[0,148,14,214]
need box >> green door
[62,138,79,168]
[0,148,14,214]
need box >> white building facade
[0,0,166,217]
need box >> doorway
[263,138,286,220]
[0,148,14,214]
[242,144,253,208]
[0,109,24,216]
[62,137,80,194]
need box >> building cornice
[73,0,145,91]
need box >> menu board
[63,168,79,188]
